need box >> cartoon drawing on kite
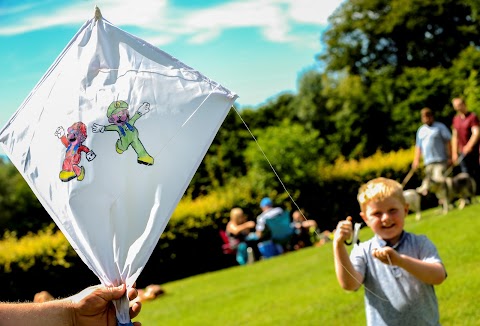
[92,100,154,166]
[55,121,96,182]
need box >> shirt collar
[374,231,407,249]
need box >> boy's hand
[371,247,400,265]
[334,216,353,245]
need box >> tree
[242,93,297,130]
[449,45,480,110]
[321,72,394,159]
[244,121,323,194]
[0,161,51,236]
[294,70,329,131]
[187,94,298,198]
[320,0,480,76]
[187,108,252,197]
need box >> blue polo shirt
[416,122,451,165]
[350,231,445,326]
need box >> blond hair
[230,207,245,224]
[357,177,405,212]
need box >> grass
[134,204,480,325]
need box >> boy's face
[360,196,407,245]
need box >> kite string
[230,106,303,215]
[231,106,389,302]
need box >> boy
[333,177,447,326]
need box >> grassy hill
[133,204,480,325]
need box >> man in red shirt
[451,97,480,187]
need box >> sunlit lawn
[134,203,480,325]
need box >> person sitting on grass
[290,210,318,250]
[33,290,55,303]
[134,284,165,303]
[333,177,447,326]
[226,207,259,265]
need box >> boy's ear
[359,212,369,224]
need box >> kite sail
[0,7,237,325]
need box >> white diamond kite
[0,7,237,325]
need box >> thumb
[103,284,127,301]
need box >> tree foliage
[244,121,322,193]
[321,0,480,76]
[0,161,51,236]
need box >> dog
[424,177,449,214]
[403,189,422,220]
[446,172,477,209]
[423,172,476,213]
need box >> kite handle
[344,222,362,246]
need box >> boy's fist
[334,216,353,244]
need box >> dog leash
[401,167,416,188]
[444,153,465,177]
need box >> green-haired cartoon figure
[92,100,154,165]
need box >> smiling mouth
[382,224,395,229]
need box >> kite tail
[117,321,134,326]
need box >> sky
[0,0,344,129]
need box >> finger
[130,302,142,319]
[133,322,142,326]
[346,216,353,222]
[128,287,139,301]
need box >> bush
[0,224,75,273]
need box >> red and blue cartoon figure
[92,100,154,166]
[55,122,96,182]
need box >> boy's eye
[389,208,398,214]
